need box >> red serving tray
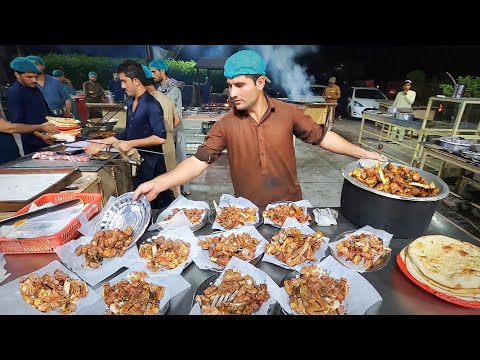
[396,253,480,308]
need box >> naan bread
[407,235,480,290]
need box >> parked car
[346,87,387,119]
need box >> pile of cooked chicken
[139,236,191,271]
[74,226,133,268]
[336,233,384,268]
[19,269,88,314]
[284,265,348,315]
[102,272,165,315]
[215,206,257,229]
[349,162,439,197]
[163,208,206,224]
[198,233,259,266]
[265,228,324,267]
[263,203,311,226]
[195,269,270,315]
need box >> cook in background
[142,65,181,198]
[392,79,416,141]
[52,70,79,120]
[85,59,174,209]
[26,55,72,118]
[7,57,56,155]
[134,50,386,208]
[149,59,191,198]
[323,76,341,120]
[108,72,126,103]
[82,71,105,119]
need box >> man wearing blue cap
[86,60,174,209]
[52,70,79,119]
[26,55,72,117]
[134,50,386,207]
[7,57,57,155]
[149,59,191,197]
[108,73,126,103]
[82,71,105,119]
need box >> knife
[0,199,83,227]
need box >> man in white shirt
[392,80,416,141]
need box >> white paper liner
[263,200,312,227]
[190,257,282,315]
[128,226,197,276]
[151,196,210,231]
[192,225,269,271]
[313,208,338,226]
[277,255,382,315]
[328,225,393,273]
[261,217,329,272]
[0,260,101,315]
[80,269,191,315]
[78,196,117,237]
[1,203,88,239]
[211,194,259,231]
[55,235,139,286]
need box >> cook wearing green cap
[149,59,190,196]
[82,70,105,118]
[133,49,387,207]
[26,55,72,117]
[7,57,57,155]
[52,69,79,119]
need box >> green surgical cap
[52,70,64,77]
[148,59,168,71]
[26,55,45,67]
[224,50,271,83]
[141,65,153,79]
[10,57,40,73]
[88,71,97,77]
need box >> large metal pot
[387,106,398,114]
[438,137,475,152]
[340,161,449,239]
[395,112,414,121]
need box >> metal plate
[95,192,151,248]
[330,230,391,272]
[199,230,263,272]
[154,207,209,232]
[262,201,313,229]
[191,273,276,314]
[209,208,263,229]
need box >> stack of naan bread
[45,116,81,137]
[400,235,480,302]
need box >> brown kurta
[194,97,327,208]
[323,84,341,103]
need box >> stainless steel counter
[2,208,480,315]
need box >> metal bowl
[330,230,391,272]
[94,192,152,248]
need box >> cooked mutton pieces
[215,206,257,229]
[163,208,206,224]
[198,233,259,266]
[284,265,348,315]
[19,269,88,314]
[336,233,384,268]
[74,226,133,268]
[139,236,190,271]
[265,228,324,267]
[349,162,439,197]
[263,203,312,226]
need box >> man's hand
[363,151,388,162]
[84,142,105,156]
[41,123,60,135]
[133,180,162,202]
[39,133,54,145]
[403,90,409,95]
[118,141,133,153]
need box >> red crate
[0,193,102,254]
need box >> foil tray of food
[154,207,209,232]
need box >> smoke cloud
[244,45,319,100]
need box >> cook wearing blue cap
[223,49,271,83]
[83,71,105,117]
[132,49,387,208]
[88,71,97,78]
[26,55,46,68]
[142,65,154,79]
[52,70,64,77]
[149,59,168,72]
[10,57,40,74]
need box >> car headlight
[353,100,364,107]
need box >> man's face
[226,75,264,111]
[113,73,118,80]
[150,68,164,83]
[119,72,140,97]
[15,72,38,88]
[89,75,97,82]
[404,83,411,91]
